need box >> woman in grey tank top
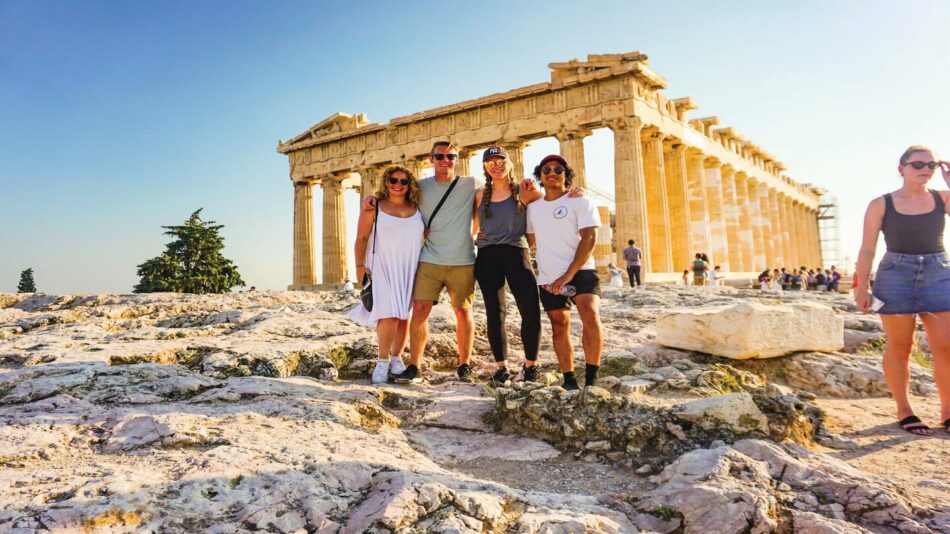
[854,145,950,435]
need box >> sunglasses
[387,177,410,185]
[541,166,565,175]
[483,159,508,168]
[904,161,940,170]
[432,153,458,161]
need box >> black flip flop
[943,418,950,434]
[898,415,934,436]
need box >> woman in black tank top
[854,145,950,435]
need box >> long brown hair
[375,166,420,206]
[481,160,525,219]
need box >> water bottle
[542,284,577,297]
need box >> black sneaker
[394,364,421,384]
[562,374,580,391]
[456,364,473,382]
[490,367,510,387]
[522,364,539,382]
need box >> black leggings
[474,244,541,362]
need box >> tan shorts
[414,262,475,309]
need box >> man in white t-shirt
[526,154,603,391]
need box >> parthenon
[278,51,823,290]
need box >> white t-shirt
[709,270,720,287]
[526,194,601,285]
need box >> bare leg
[409,301,433,366]
[376,318,398,358]
[919,311,950,423]
[546,309,573,372]
[573,294,603,366]
[880,314,918,420]
[389,319,410,358]
[454,307,474,366]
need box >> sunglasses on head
[387,177,410,185]
[432,153,458,161]
[905,161,940,170]
[541,166,565,175]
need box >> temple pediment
[281,112,370,149]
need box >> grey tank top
[882,190,946,254]
[477,195,528,249]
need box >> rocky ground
[0,286,947,533]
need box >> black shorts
[539,269,601,311]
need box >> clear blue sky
[2,1,949,293]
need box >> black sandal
[943,418,950,434]
[898,415,934,436]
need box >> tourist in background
[349,166,424,384]
[474,146,543,386]
[758,268,771,290]
[691,253,709,286]
[854,145,950,435]
[527,154,603,390]
[708,265,722,287]
[623,239,642,287]
[828,265,841,293]
[607,263,625,287]
[770,268,782,290]
[681,269,689,286]
[788,268,803,290]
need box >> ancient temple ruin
[278,51,823,289]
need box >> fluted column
[811,208,823,267]
[734,173,754,271]
[778,195,795,267]
[745,178,766,271]
[401,158,424,180]
[457,148,472,177]
[358,166,382,197]
[291,180,316,290]
[555,129,592,189]
[609,117,651,273]
[501,142,526,182]
[756,183,775,269]
[721,166,743,272]
[665,143,692,271]
[704,162,729,270]
[642,131,672,272]
[686,150,712,257]
[768,189,786,268]
[321,177,347,285]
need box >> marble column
[686,150,712,257]
[810,208,823,267]
[734,173,755,272]
[555,129,591,189]
[704,162,730,271]
[501,142,526,182]
[778,195,795,267]
[756,183,775,269]
[745,178,767,272]
[721,166,744,272]
[291,180,316,290]
[664,143,692,271]
[457,148,472,177]
[321,177,347,285]
[768,189,786,269]
[609,117,651,273]
[358,166,382,197]
[642,131,672,272]
[401,158,424,180]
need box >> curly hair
[375,165,420,206]
[481,160,525,219]
[532,161,576,189]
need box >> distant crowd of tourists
[343,141,950,438]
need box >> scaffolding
[818,194,841,269]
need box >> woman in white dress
[607,263,625,288]
[348,166,424,384]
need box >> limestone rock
[656,301,844,359]
[675,392,768,433]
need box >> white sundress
[347,208,424,328]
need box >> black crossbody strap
[425,176,459,231]
[370,201,379,269]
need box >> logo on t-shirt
[552,206,568,219]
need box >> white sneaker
[389,356,407,376]
[371,359,390,384]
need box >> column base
[287,283,345,291]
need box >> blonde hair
[481,158,525,219]
[899,145,933,165]
[375,165,420,206]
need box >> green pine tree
[134,209,245,294]
[17,268,36,293]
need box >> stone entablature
[278,51,824,289]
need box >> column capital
[641,128,665,142]
[605,116,642,132]
[551,127,593,142]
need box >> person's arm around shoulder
[854,197,885,311]
[354,206,377,283]
[519,179,543,205]
[361,194,378,211]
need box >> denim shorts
[873,251,950,315]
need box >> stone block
[675,392,768,433]
[656,301,843,359]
